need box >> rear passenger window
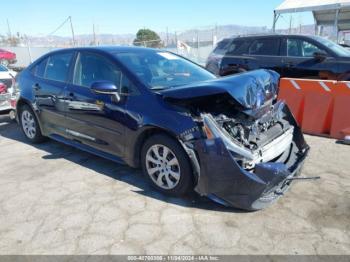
[227,40,251,55]
[45,52,73,82]
[249,38,280,56]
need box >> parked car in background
[0,48,17,67]
[0,64,17,80]
[16,47,309,210]
[206,34,350,81]
[0,65,17,118]
[0,64,17,94]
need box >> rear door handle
[33,83,41,91]
[286,62,295,68]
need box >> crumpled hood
[160,69,280,110]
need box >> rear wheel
[19,105,46,143]
[141,134,193,196]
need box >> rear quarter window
[31,58,48,78]
[0,65,8,72]
[213,39,232,55]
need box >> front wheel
[19,105,46,143]
[141,134,194,196]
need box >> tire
[141,134,193,196]
[0,59,9,67]
[19,104,46,143]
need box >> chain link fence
[0,27,222,68]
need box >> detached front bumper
[191,108,310,211]
[193,137,309,210]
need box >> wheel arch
[128,126,181,168]
[16,98,45,135]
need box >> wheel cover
[145,144,181,190]
[21,110,36,139]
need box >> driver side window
[73,52,122,88]
[302,41,324,57]
[73,52,139,95]
[287,39,325,57]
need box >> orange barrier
[278,78,350,140]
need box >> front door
[281,38,336,79]
[64,51,126,157]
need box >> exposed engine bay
[201,100,294,170]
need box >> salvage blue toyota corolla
[16,47,309,210]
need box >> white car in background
[0,65,17,118]
[0,64,16,82]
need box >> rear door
[206,38,232,75]
[64,51,126,157]
[281,37,336,79]
[219,38,252,75]
[31,51,74,137]
[247,37,284,74]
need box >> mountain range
[24,24,334,47]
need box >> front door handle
[68,92,76,100]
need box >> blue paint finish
[16,46,310,210]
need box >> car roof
[47,46,162,56]
[225,34,315,41]
[28,46,173,69]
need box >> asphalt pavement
[0,113,349,255]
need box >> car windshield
[0,65,8,72]
[114,51,216,90]
[313,36,350,57]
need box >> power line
[48,17,70,36]
[47,16,76,46]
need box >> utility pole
[166,27,169,48]
[175,31,178,53]
[289,15,293,34]
[25,35,32,63]
[93,23,97,46]
[196,29,200,60]
[69,16,76,46]
[6,19,12,37]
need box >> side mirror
[91,81,120,102]
[313,51,327,62]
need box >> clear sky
[0,0,313,36]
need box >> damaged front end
[162,69,310,210]
[192,104,309,211]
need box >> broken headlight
[201,113,256,161]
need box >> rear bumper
[8,59,17,64]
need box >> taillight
[0,83,7,94]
